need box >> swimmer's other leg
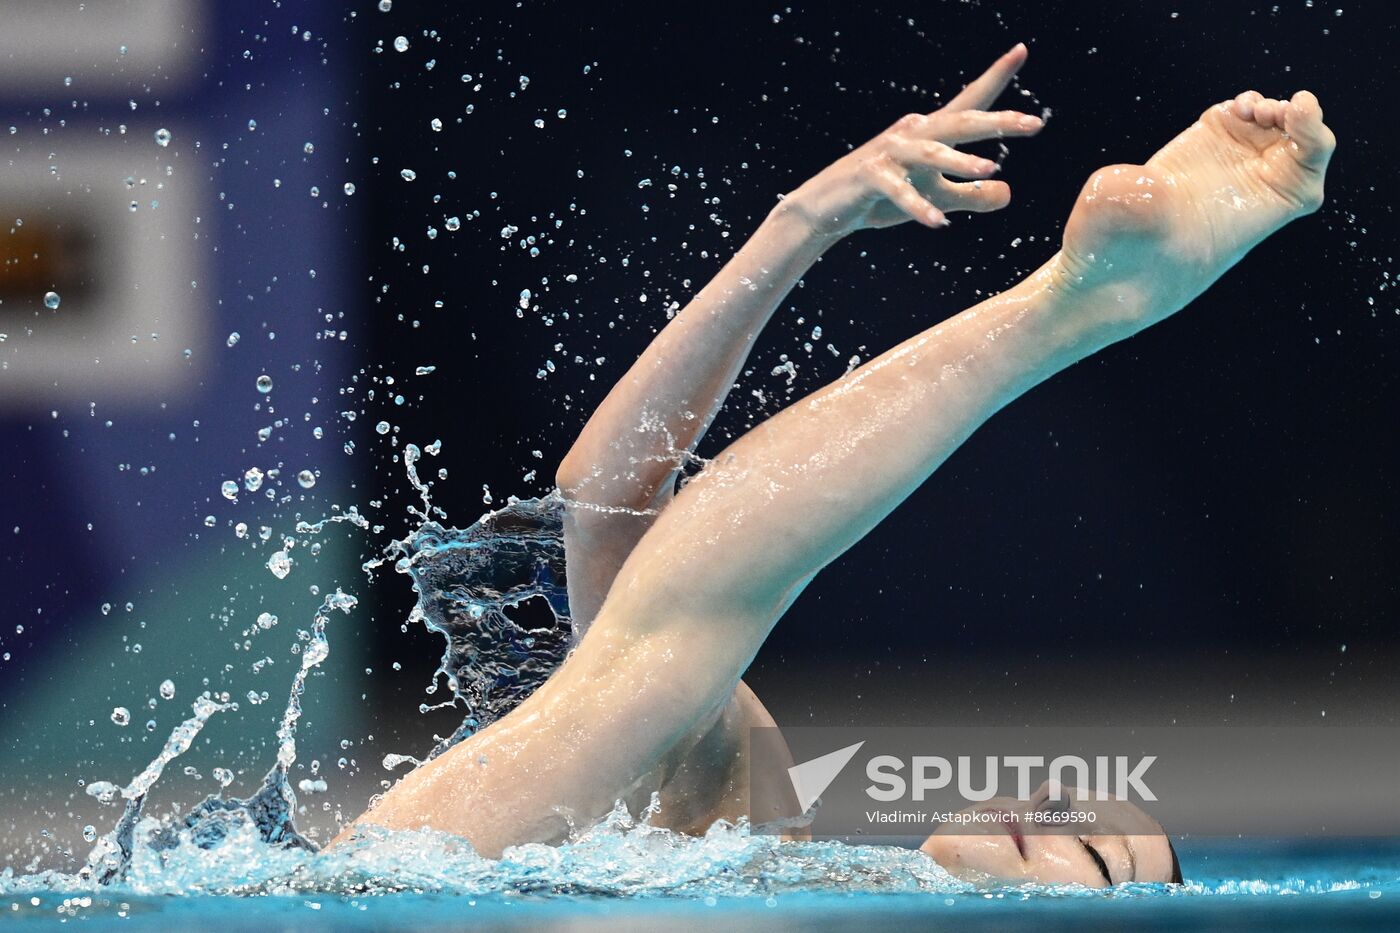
[340,93,1331,857]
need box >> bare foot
[1060,90,1336,326]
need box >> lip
[980,807,1026,859]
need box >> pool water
[5,831,1397,931]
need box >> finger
[1283,89,1335,172]
[943,42,1028,112]
[889,137,1000,179]
[935,178,1012,214]
[926,109,1044,144]
[868,162,948,227]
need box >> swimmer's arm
[557,45,1043,623]
[555,203,833,622]
[556,202,831,517]
[556,43,1038,514]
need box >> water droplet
[82,825,96,842]
[159,679,175,700]
[378,0,392,9]
[400,168,417,181]
[375,421,391,435]
[430,117,442,132]
[86,781,119,804]
[247,119,258,131]
[43,291,60,310]
[111,707,131,726]
[266,550,292,579]
[256,611,278,630]
[393,35,409,52]
[220,480,239,501]
[226,331,241,347]
[303,141,315,154]
[244,467,264,491]
[256,374,273,394]
[297,469,316,489]
[154,128,171,147]
[343,182,356,196]
[444,216,460,231]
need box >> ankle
[1037,251,1167,348]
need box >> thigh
[650,680,801,835]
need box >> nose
[1029,778,1074,812]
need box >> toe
[1255,98,1283,129]
[1288,89,1324,125]
[1283,89,1336,172]
[1232,90,1263,120]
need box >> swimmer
[335,44,1334,887]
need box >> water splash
[45,800,967,899]
[388,495,572,757]
[80,591,358,883]
[13,800,1398,905]
[73,431,579,885]
[81,695,236,884]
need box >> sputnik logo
[787,741,865,813]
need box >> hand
[782,43,1044,238]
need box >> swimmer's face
[919,782,1180,887]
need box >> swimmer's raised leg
[343,92,1332,857]
[598,91,1335,656]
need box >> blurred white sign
[0,0,202,92]
[0,129,206,404]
